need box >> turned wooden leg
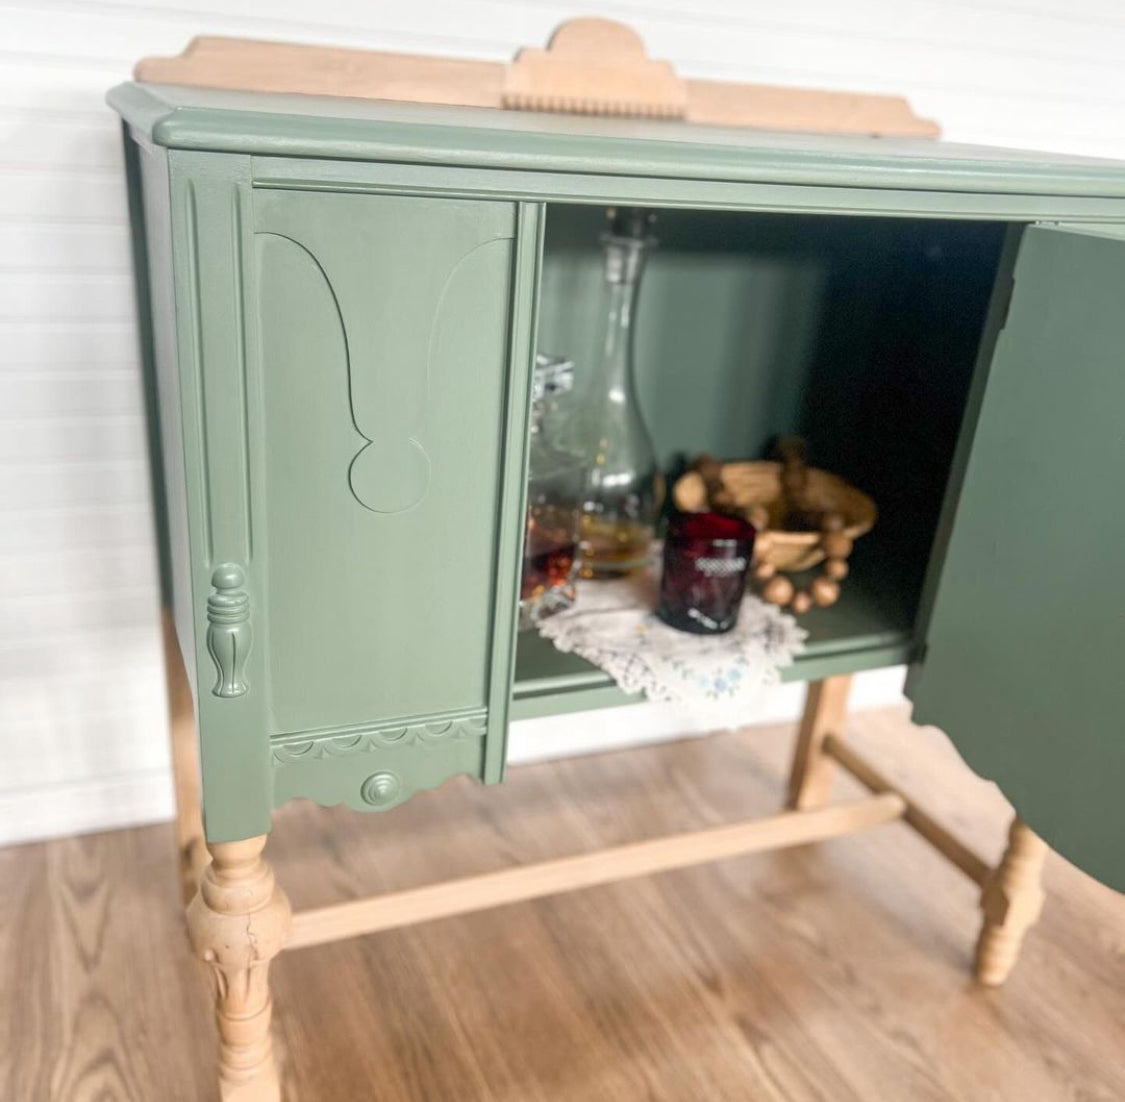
[787,675,852,810]
[161,608,208,904]
[974,816,1047,986]
[187,835,292,1101]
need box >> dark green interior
[514,204,1007,716]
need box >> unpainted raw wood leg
[974,816,1047,986]
[187,836,292,1101]
[787,675,852,810]
[161,607,208,903]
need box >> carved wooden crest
[502,18,687,118]
[135,18,938,137]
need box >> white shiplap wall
[2,1,1124,847]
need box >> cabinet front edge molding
[247,157,1125,223]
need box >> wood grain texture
[187,836,291,1100]
[287,793,907,949]
[501,19,688,119]
[134,26,936,135]
[0,825,214,1100]
[787,675,852,810]
[823,734,992,886]
[2,708,1123,1100]
[975,818,1048,987]
[162,607,206,904]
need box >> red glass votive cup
[656,511,757,634]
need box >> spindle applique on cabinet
[111,77,1125,1101]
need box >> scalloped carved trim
[270,709,487,765]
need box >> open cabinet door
[907,223,1125,893]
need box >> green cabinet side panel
[908,225,1125,892]
[122,128,172,608]
[132,138,197,672]
[165,150,274,842]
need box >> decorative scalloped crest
[133,25,939,136]
[270,710,487,765]
[206,563,251,697]
[502,18,687,119]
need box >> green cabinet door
[907,224,1125,892]
[253,189,539,815]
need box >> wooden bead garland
[811,575,840,608]
[821,531,854,560]
[680,449,869,616]
[756,510,852,613]
[762,574,794,607]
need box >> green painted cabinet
[111,83,1125,892]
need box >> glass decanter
[578,208,665,579]
[519,354,586,629]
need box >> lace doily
[537,566,806,729]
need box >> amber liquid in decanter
[578,513,661,579]
[522,504,580,603]
[519,354,585,629]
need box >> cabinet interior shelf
[511,556,915,721]
[512,202,999,724]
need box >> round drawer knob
[360,771,402,808]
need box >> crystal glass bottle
[520,355,586,629]
[578,208,665,579]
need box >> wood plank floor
[2,706,1123,1101]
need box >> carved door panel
[253,189,538,811]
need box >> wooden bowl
[672,461,877,572]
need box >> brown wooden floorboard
[2,706,1123,1101]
